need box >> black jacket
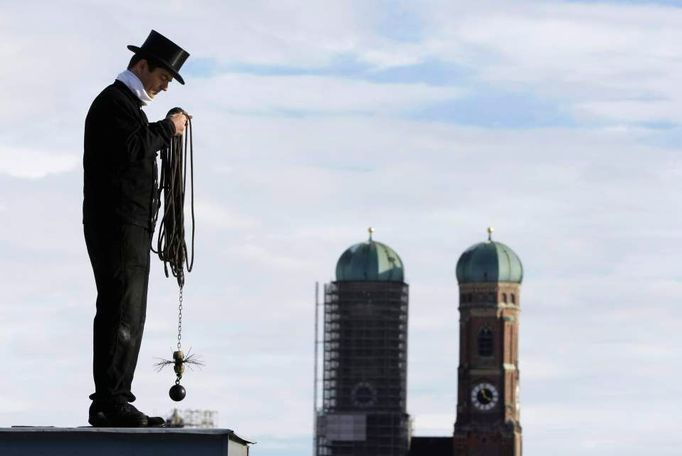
[83,80,175,228]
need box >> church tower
[453,228,523,456]
[316,229,410,456]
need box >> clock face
[352,382,377,407]
[471,382,499,411]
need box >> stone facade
[453,282,522,456]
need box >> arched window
[478,328,493,357]
[511,294,516,304]
[502,293,508,303]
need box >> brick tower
[453,228,523,456]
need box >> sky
[1,0,681,454]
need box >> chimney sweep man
[83,30,189,427]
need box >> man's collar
[112,80,142,106]
[116,70,153,106]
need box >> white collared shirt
[116,69,153,106]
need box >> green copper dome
[456,233,523,284]
[336,230,404,282]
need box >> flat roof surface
[2,427,252,445]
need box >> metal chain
[177,286,184,351]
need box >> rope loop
[152,107,196,289]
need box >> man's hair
[127,54,160,71]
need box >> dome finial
[368,227,375,241]
[487,226,494,241]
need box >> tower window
[478,328,493,357]
[502,293,507,303]
[511,294,516,304]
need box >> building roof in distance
[408,436,452,456]
[456,228,523,284]
[336,228,404,282]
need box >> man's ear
[130,58,147,76]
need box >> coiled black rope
[152,107,195,288]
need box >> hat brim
[127,45,185,85]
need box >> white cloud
[411,414,456,434]
[181,73,462,116]
[194,200,260,231]
[333,1,682,126]
[0,397,31,415]
[225,242,310,272]
[0,147,78,178]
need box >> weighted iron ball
[169,383,186,401]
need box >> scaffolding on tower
[315,280,410,456]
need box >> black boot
[89,401,148,427]
[146,415,166,427]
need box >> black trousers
[84,222,151,404]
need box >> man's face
[138,60,174,98]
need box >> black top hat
[128,30,189,85]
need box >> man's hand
[168,112,188,136]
